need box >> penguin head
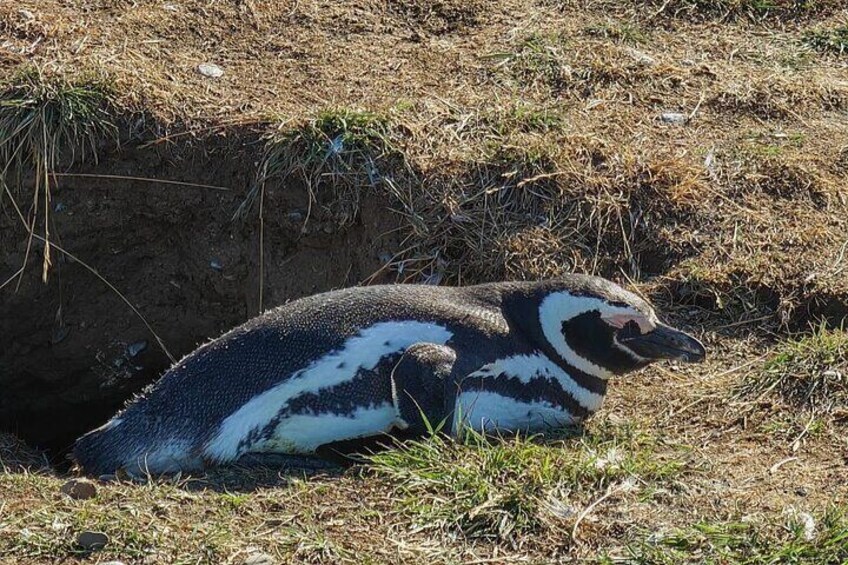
[535,275,705,378]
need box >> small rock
[243,553,276,565]
[198,63,224,78]
[126,340,148,358]
[19,9,35,20]
[627,48,656,66]
[60,478,97,500]
[799,512,817,541]
[210,258,224,272]
[286,210,304,223]
[660,112,688,125]
[76,530,109,551]
[54,202,67,213]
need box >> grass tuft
[632,506,848,563]
[368,423,686,542]
[0,67,116,283]
[804,26,848,55]
[386,127,708,284]
[238,108,406,227]
[485,33,572,92]
[0,432,49,473]
[736,326,848,414]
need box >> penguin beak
[620,323,706,363]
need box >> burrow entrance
[0,137,401,460]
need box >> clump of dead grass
[0,5,57,44]
[664,262,782,326]
[653,0,840,20]
[709,75,848,121]
[239,108,407,227]
[387,0,488,34]
[387,130,708,283]
[637,0,839,21]
[736,326,848,414]
[0,66,116,283]
[486,33,572,92]
[547,0,841,22]
[487,32,678,97]
[730,139,843,209]
[0,432,49,473]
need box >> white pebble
[198,63,224,78]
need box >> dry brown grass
[2,0,848,563]
[0,433,49,473]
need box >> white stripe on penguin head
[538,292,654,379]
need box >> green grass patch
[239,108,405,227]
[368,423,687,542]
[631,506,848,564]
[804,26,848,55]
[637,0,837,21]
[481,103,565,135]
[736,326,848,414]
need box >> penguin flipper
[390,343,457,434]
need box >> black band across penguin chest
[460,365,593,420]
[451,349,608,434]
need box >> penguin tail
[73,417,205,477]
[71,418,134,477]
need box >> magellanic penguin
[73,275,706,476]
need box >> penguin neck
[536,337,609,398]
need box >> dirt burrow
[0,139,400,458]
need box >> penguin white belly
[250,403,400,453]
[454,390,577,433]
